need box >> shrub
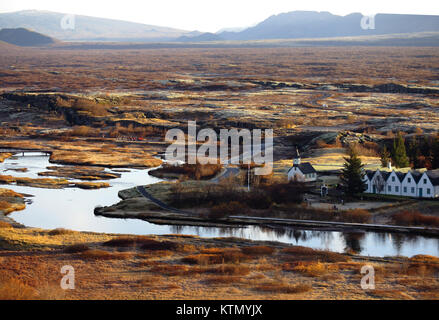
[392,211,439,227]
[71,126,93,137]
[340,209,371,223]
[281,246,349,263]
[63,244,90,253]
[209,201,249,219]
[150,163,222,180]
[242,246,275,256]
[79,249,132,260]
[182,250,246,265]
[48,228,76,236]
[140,239,181,251]
[261,181,307,204]
[103,236,154,247]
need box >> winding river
[2,152,439,258]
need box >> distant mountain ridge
[219,11,439,40]
[1,10,439,43]
[0,10,193,41]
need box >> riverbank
[95,182,439,237]
[1,224,439,300]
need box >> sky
[1,0,439,32]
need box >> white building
[400,171,421,197]
[287,147,317,182]
[364,168,439,198]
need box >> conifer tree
[392,132,410,168]
[432,134,439,169]
[340,149,366,196]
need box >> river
[2,152,439,258]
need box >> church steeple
[293,146,301,166]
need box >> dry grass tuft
[48,228,76,236]
[103,236,154,247]
[242,246,275,256]
[63,243,90,253]
[149,264,191,276]
[140,239,181,251]
[0,221,12,228]
[283,261,328,277]
[211,264,251,276]
[0,278,38,300]
[255,281,312,294]
[79,249,133,260]
[281,246,349,263]
[203,275,243,285]
[393,211,439,227]
[182,250,247,265]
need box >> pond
[2,152,439,258]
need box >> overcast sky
[1,0,438,32]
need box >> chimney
[387,162,392,170]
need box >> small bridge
[0,148,52,156]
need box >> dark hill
[0,28,55,46]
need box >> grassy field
[1,225,439,300]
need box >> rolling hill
[219,11,439,40]
[0,10,193,41]
[0,28,55,46]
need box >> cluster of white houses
[364,168,439,198]
[287,147,439,198]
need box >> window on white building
[411,187,415,193]
[395,186,399,192]
[404,187,407,193]
[408,178,411,183]
[388,186,391,192]
[427,188,431,195]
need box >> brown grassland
[1,228,439,300]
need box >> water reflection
[2,153,439,258]
[342,232,365,254]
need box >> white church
[287,147,317,182]
[364,166,439,198]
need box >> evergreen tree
[340,149,367,196]
[380,145,391,167]
[392,133,410,168]
[407,137,420,168]
[432,134,439,169]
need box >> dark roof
[410,171,423,183]
[381,171,391,181]
[288,162,316,174]
[426,170,439,185]
[365,170,375,180]
[395,171,406,182]
[296,162,316,174]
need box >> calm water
[2,153,439,258]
